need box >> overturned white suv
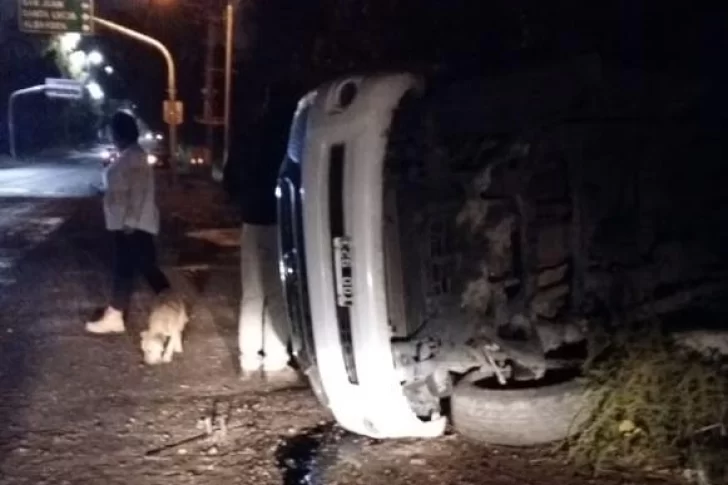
[276,61,728,441]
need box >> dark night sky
[4,2,728,95]
[3,1,728,149]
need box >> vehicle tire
[451,375,594,446]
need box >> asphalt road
[0,154,103,198]
[0,154,104,289]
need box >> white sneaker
[261,355,291,373]
[239,353,264,373]
[85,307,125,334]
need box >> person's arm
[121,164,149,230]
[105,161,133,230]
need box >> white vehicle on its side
[276,62,728,441]
[276,75,448,439]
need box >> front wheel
[451,373,594,446]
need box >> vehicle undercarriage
[382,71,728,422]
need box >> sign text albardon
[18,0,94,35]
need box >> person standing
[232,93,293,376]
[86,110,171,334]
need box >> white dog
[140,292,189,365]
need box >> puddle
[276,423,331,485]
[276,423,365,485]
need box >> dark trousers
[111,230,170,313]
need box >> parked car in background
[139,131,169,169]
[146,141,211,174]
[178,145,210,172]
[99,130,167,169]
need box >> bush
[567,321,728,482]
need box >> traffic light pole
[91,15,179,181]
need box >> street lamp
[104,65,114,75]
[68,50,87,73]
[86,81,104,101]
[59,33,81,52]
[88,50,104,66]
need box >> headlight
[155,134,164,141]
[101,150,111,160]
[147,154,158,165]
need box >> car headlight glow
[147,154,158,165]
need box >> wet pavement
[0,156,102,198]
[0,154,681,485]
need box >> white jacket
[102,144,160,235]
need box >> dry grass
[567,322,728,482]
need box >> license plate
[333,236,354,307]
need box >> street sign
[18,0,94,35]
[163,100,184,126]
[45,77,84,100]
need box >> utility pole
[189,0,238,180]
[196,13,224,169]
[222,0,236,173]
[203,15,217,161]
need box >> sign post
[18,0,94,35]
[8,85,44,160]
[7,79,86,159]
